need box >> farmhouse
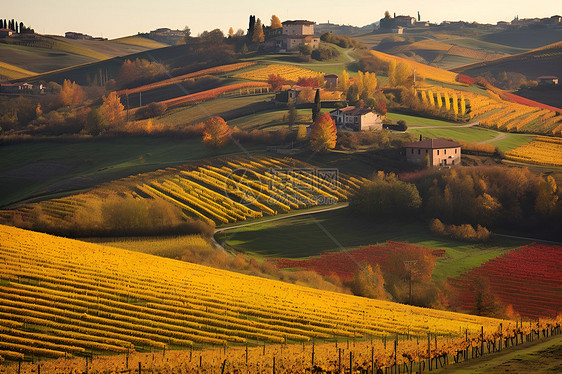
[537,76,559,86]
[0,82,43,94]
[0,28,13,37]
[269,20,320,51]
[330,106,383,131]
[405,138,461,167]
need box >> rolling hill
[453,41,562,80]
[0,223,507,357]
[0,34,168,79]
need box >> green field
[0,137,264,208]
[159,94,276,127]
[408,126,500,143]
[386,113,461,127]
[217,207,527,280]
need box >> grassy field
[111,35,169,49]
[407,126,500,144]
[0,43,97,74]
[386,113,461,127]
[158,93,276,126]
[0,137,264,207]
[217,207,526,280]
[0,61,35,80]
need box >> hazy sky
[2,0,560,39]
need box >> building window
[455,149,458,154]
[437,150,440,155]
[425,149,428,154]
[411,149,414,154]
[444,149,447,155]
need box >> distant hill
[453,41,562,80]
[315,22,377,35]
[480,27,562,49]
[0,34,169,79]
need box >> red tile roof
[282,20,315,25]
[405,138,461,149]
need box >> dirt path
[411,121,480,129]
[478,132,508,144]
[435,334,562,374]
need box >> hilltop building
[0,28,13,37]
[0,82,44,94]
[266,20,320,51]
[330,106,383,131]
[324,74,339,89]
[405,138,461,167]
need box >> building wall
[359,113,383,131]
[287,37,319,51]
[406,147,461,166]
[283,24,314,36]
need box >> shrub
[135,102,168,120]
[311,46,340,61]
[396,119,407,131]
[430,218,492,242]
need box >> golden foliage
[201,116,232,148]
[309,113,337,152]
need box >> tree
[309,113,337,152]
[59,79,84,107]
[346,84,359,105]
[252,18,264,43]
[312,89,321,123]
[351,264,388,300]
[228,27,234,38]
[287,102,297,130]
[338,70,350,93]
[240,43,249,55]
[396,119,407,131]
[99,92,125,127]
[387,60,397,87]
[183,26,191,42]
[394,61,412,87]
[247,15,256,37]
[267,74,286,91]
[296,124,308,141]
[200,29,224,44]
[202,116,232,148]
[270,15,282,29]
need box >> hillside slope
[453,41,562,80]
[0,35,167,77]
[0,224,505,357]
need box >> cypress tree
[312,89,321,123]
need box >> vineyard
[275,241,445,282]
[449,243,562,318]
[0,155,366,228]
[416,84,562,136]
[234,64,321,83]
[0,225,513,361]
[370,50,459,85]
[505,136,562,166]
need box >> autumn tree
[394,61,412,87]
[387,60,397,87]
[351,264,388,300]
[287,102,297,130]
[252,18,265,43]
[309,113,337,152]
[270,15,282,29]
[59,79,85,107]
[99,92,125,127]
[183,26,191,42]
[338,70,350,93]
[228,27,234,38]
[267,74,286,91]
[202,116,232,148]
[119,58,166,87]
[296,124,308,141]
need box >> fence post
[349,351,353,374]
[273,357,276,374]
[339,348,342,373]
[372,346,375,374]
[428,333,431,371]
[481,326,484,356]
[311,338,314,367]
[138,362,141,374]
[221,359,226,374]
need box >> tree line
[0,19,34,34]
